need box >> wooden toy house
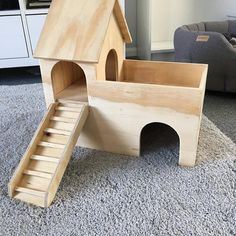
[9,0,208,207]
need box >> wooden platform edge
[45,104,89,207]
[8,103,58,200]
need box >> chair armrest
[174,28,196,62]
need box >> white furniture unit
[26,14,47,52]
[0,15,28,59]
[0,0,47,68]
[137,0,175,60]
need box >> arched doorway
[51,61,88,102]
[140,123,180,165]
[105,49,118,81]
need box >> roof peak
[34,0,132,62]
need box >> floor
[204,91,236,144]
[1,67,236,235]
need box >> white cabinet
[0,15,28,59]
[26,14,47,53]
[0,0,47,68]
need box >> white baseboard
[0,57,39,69]
[126,47,137,57]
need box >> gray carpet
[0,72,236,235]
[204,92,236,144]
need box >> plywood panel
[96,13,125,81]
[28,160,57,174]
[123,60,206,88]
[34,0,131,61]
[55,81,88,103]
[14,192,45,207]
[20,175,50,192]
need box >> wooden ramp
[8,101,89,207]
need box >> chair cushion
[205,21,229,33]
[186,22,205,32]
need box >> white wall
[196,0,236,20]
[151,0,198,42]
[120,0,125,10]
[151,0,236,43]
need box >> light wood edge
[33,0,57,59]
[124,59,209,67]
[199,64,208,117]
[94,76,202,92]
[8,103,58,199]
[45,105,89,207]
[114,0,132,43]
[194,64,208,157]
[34,0,130,61]
[199,64,208,90]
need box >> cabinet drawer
[26,14,47,53]
[0,15,28,59]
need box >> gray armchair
[174,20,236,92]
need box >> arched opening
[105,49,118,81]
[140,123,180,165]
[51,61,88,102]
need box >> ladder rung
[38,141,65,149]
[44,128,71,136]
[55,106,81,113]
[50,116,76,124]
[23,170,53,179]
[31,155,60,163]
[58,102,84,108]
[58,99,87,105]
[15,187,46,198]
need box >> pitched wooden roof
[34,0,132,62]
